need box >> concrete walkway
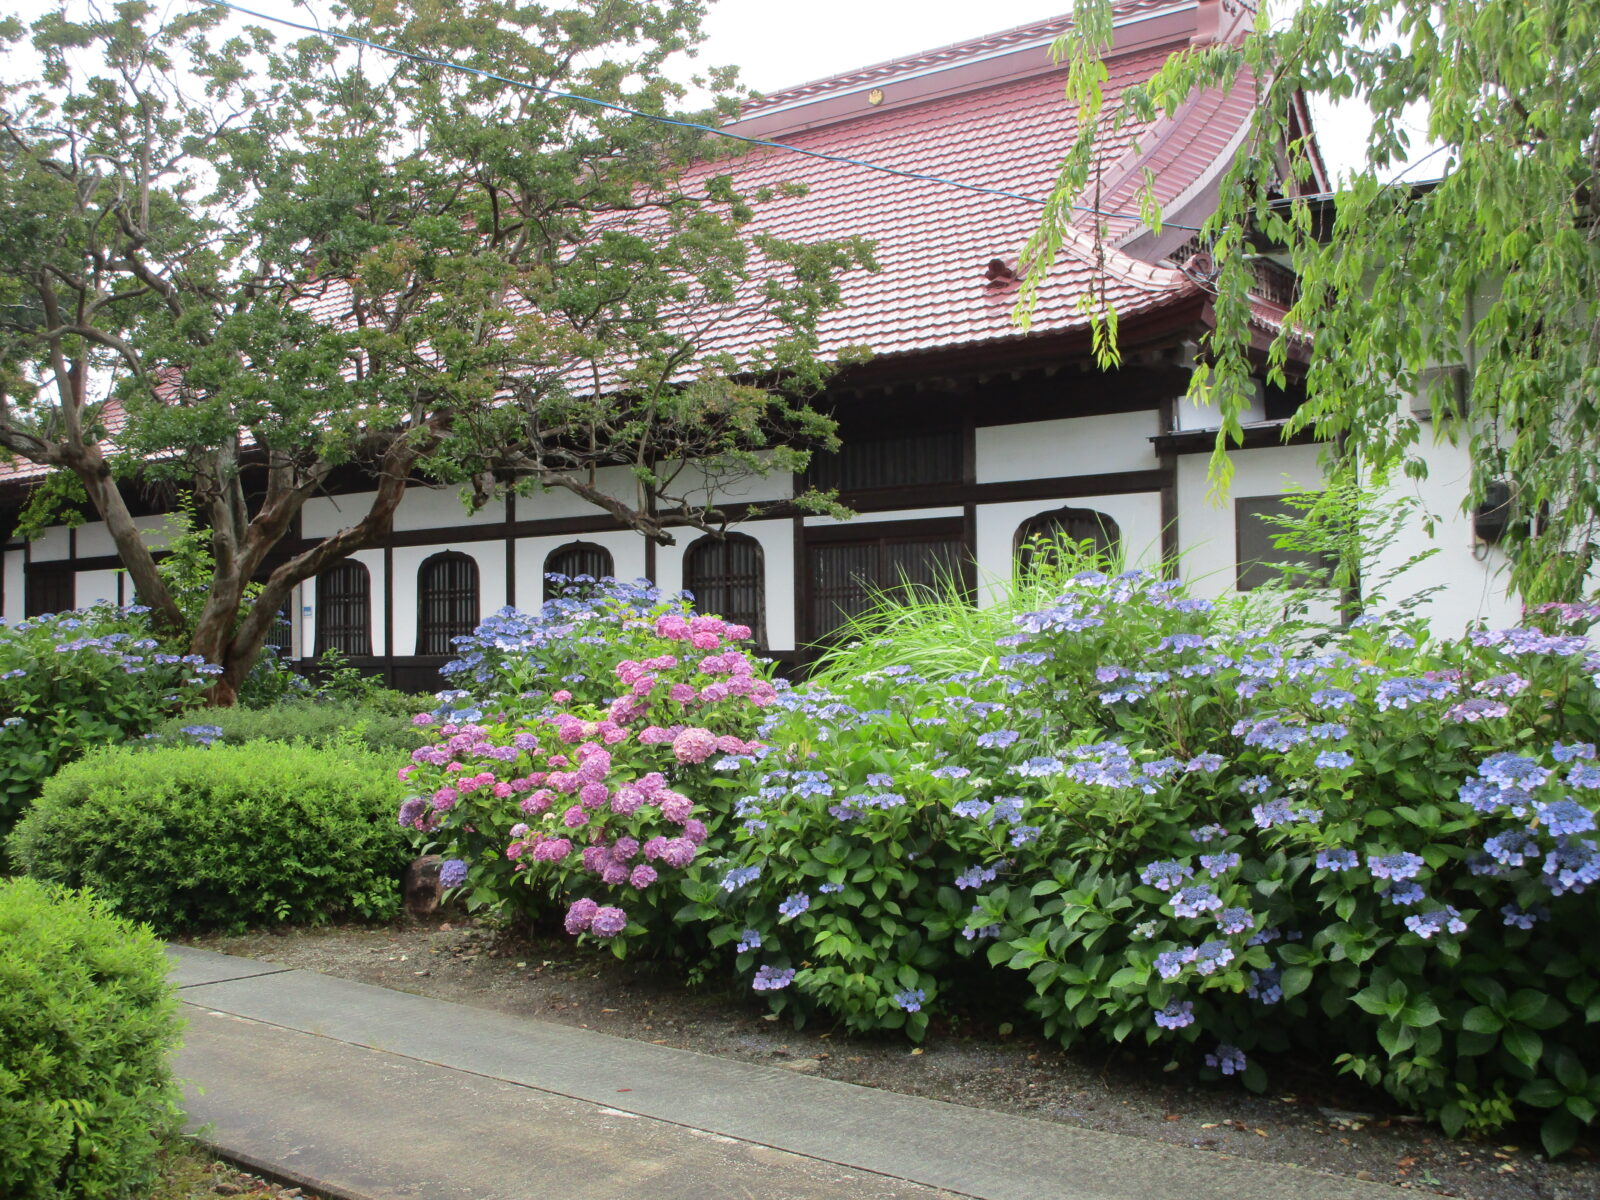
[170,945,1404,1200]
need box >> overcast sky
[6,0,1389,177]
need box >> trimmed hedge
[0,878,183,1200]
[150,698,427,755]
[10,742,411,933]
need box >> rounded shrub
[0,877,183,1200]
[10,742,411,933]
[149,699,428,755]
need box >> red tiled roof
[1,1,1272,489]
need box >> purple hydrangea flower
[1190,824,1228,843]
[1205,1044,1247,1076]
[1553,742,1597,763]
[1155,947,1197,980]
[1382,882,1426,906]
[1154,1000,1195,1029]
[1238,775,1273,796]
[439,858,469,889]
[1367,852,1425,881]
[1446,698,1510,723]
[589,906,628,938]
[1315,750,1355,770]
[1199,852,1240,874]
[1171,886,1223,918]
[751,965,796,991]
[1193,941,1234,976]
[564,897,599,935]
[1404,907,1466,939]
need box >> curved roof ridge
[740,1,1190,115]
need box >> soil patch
[193,917,1598,1200]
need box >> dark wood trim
[68,526,77,561]
[960,416,977,487]
[792,515,806,662]
[504,493,517,609]
[1156,393,1180,577]
[1151,421,1325,455]
[961,503,978,591]
[383,544,394,684]
[644,531,657,585]
[803,515,965,544]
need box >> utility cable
[193,0,1208,231]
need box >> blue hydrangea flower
[893,988,926,1013]
[1190,824,1228,843]
[1543,838,1600,895]
[1139,860,1194,892]
[1009,825,1041,847]
[818,882,844,894]
[1553,742,1597,763]
[1246,967,1282,1005]
[1315,750,1355,770]
[1484,832,1538,867]
[1192,941,1234,975]
[1252,799,1320,828]
[778,893,812,920]
[1309,722,1349,740]
[1382,882,1426,906]
[1185,753,1225,774]
[722,865,762,891]
[1479,752,1551,790]
[736,929,763,952]
[1199,851,1240,874]
[1310,687,1357,709]
[1171,886,1223,918]
[976,729,1020,749]
[1567,764,1600,790]
[1215,907,1254,935]
[1316,848,1359,872]
[1535,799,1597,837]
[1238,775,1273,796]
[954,864,998,891]
[1500,903,1549,929]
[951,799,990,819]
[931,765,971,780]
[1155,947,1197,980]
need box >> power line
[193,0,1207,231]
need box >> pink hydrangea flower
[562,805,589,828]
[579,782,610,809]
[612,836,640,861]
[520,789,554,815]
[673,727,718,764]
[600,862,630,886]
[629,864,657,889]
[638,725,671,744]
[493,782,513,799]
[682,818,709,845]
[659,837,697,868]
[551,689,572,703]
[727,624,753,642]
[691,631,720,649]
[564,897,599,934]
[655,614,690,640]
[659,791,693,824]
[610,785,644,816]
[589,905,628,938]
[432,786,459,811]
[533,837,572,862]
[582,845,608,872]
[669,683,696,704]
[412,712,435,726]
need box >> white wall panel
[804,507,964,527]
[3,551,23,623]
[389,543,499,656]
[75,514,171,558]
[976,411,1160,483]
[75,569,120,607]
[1175,444,1326,600]
[33,526,70,561]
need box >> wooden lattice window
[683,534,764,642]
[1235,496,1334,591]
[1014,507,1122,573]
[543,541,615,602]
[804,428,962,492]
[262,596,295,656]
[807,529,966,644]
[315,561,372,656]
[416,551,479,655]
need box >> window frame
[682,532,766,645]
[416,550,480,656]
[314,559,373,657]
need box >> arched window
[683,533,764,643]
[315,560,372,656]
[542,541,615,603]
[417,551,479,655]
[1014,507,1121,573]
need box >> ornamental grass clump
[400,581,779,957]
[0,878,183,1200]
[712,570,1600,1156]
[0,603,218,836]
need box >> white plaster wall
[664,458,793,505]
[513,529,649,610]
[75,514,172,558]
[1365,425,1521,631]
[298,549,387,658]
[516,467,645,522]
[976,411,1161,483]
[301,491,379,539]
[32,526,70,562]
[974,493,1164,606]
[2,551,23,624]
[1176,383,1267,432]
[75,569,121,607]
[804,507,964,527]
[389,543,503,655]
[394,487,505,533]
[1176,443,1327,600]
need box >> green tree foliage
[1025,0,1600,603]
[0,1,873,701]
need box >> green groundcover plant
[403,569,1600,1155]
[11,742,411,933]
[0,604,217,836]
[0,877,183,1200]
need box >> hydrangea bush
[0,603,217,836]
[399,570,1600,1154]
[704,573,1600,1155]
[399,577,778,956]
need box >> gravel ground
[193,916,1599,1200]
